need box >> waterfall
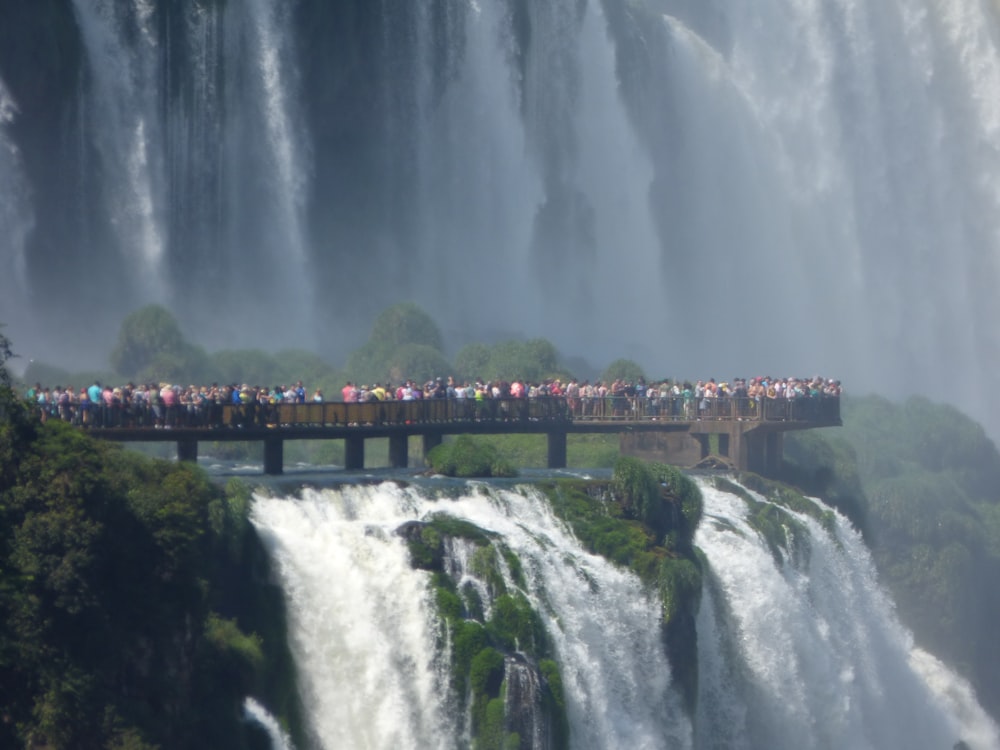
[0,76,32,337]
[243,697,296,750]
[248,476,1000,749]
[627,0,1000,432]
[250,485,454,750]
[692,476,1000,750]
[4,0,1000,435]
[221,0,314,339]
[42,1,314,351]
[70,0,167,301]
[250,482,693,750]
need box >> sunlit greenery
[0,336,302,750]
[539,467,704,713]
[600,357,647,384]
[402,513,568,750]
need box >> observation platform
[80,396,841,476]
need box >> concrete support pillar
[345,435,365,470]
[263,437,284,475]
[727,426,751,470]
[695,434,710,461]
[547,431,568,469]
[765,432,783,475]
[177,439,198,464]
[745,432,766,474]
[389,434,408,469]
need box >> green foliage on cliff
[402,512,568,750]
[540,465,704,713]
[782,394,1000,718]
[0,411,298,749]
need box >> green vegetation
[426,435,518,477]
[781,394,1000,718]
[453,338,568,384]
[401,514,568,750]
[600,358,647,385]
[539,462,704,712]
[345,302,450,385]
[713,477,812,566]
[110,304,210,383]
[0,335,300,750]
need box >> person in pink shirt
[161,383,177,428]
[342,382,358,403]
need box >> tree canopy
[369,301,443,352]
[110,305,186,377]
[601,358,646,384]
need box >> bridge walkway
[77,396,841,475]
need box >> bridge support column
[695,434,710,461]
[745,432,766,474]
[177,439,198,464]
[547,431,567,469]
[264,437,284,475]
[389,434,408,469]
[743,430,782,476]
[345,436,365,470]
[422,434,442,466]
[726,426,750,471]
[765,432,783,475]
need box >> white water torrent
[224,0,314,335]
[250,482,692,750]
[243,696,296,750]
[70,0,167,301]
[250,477,1000,749]
[0,76,32,336]
[693,476,1000,750]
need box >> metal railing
[40,394,840,431]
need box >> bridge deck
[76,396,841,474]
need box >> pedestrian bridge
[83,395,842,475]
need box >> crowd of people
[22,373,841,429]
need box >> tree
[210,349,281,387]
[368,302,443,352]
[0,323,13,389]
[453,343,492,382]
[346,343,451,387]
[484,338,563,383]
[601,358,646,384]
[0,323,29,428]
[110,305,187,379]
[382,343,449,385]
[523,338,560,374]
